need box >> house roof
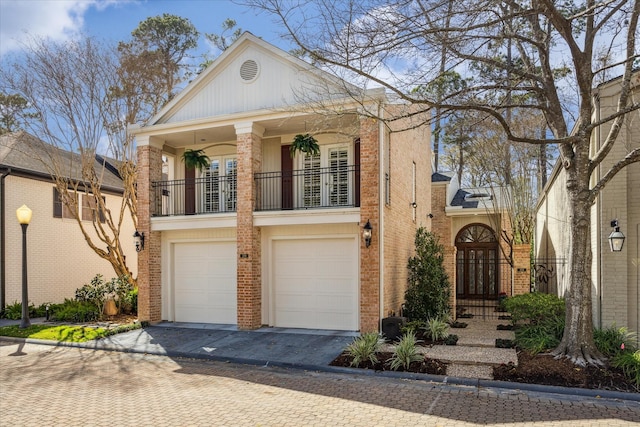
[131,32,383,147]
[0,131,124,193]
[450,187,506,211]
[432,172,453,182]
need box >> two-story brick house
[132,33,431,332]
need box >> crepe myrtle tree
[243,0,640,366]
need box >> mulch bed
[330,352,448,375]
[493,351,639,393]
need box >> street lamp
[16,205,32,329]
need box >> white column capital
[234,122,265,137]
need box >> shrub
[594,325,637,357]
[50,299,100,323]
[123,287,138,315]
[0,302,44,320]
[76,274,133,318]
[388,332,423,371]
[424,317,449,341]
[404,228,451,322]
[611,350,640,387]
[401,320,426,336]
[345,332,384,367]
[503,292,565,326]
[514,316,565,354]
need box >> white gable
[155,34,349,125]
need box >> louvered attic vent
[240,60,259,81]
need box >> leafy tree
[0,93,38,134]
[245,0,640,366]
[404,228,451,322]
[120,14,199,102]
[1,36,137,285]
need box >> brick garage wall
[137,142,163,322]
[236,125,262,329]
[382,106,431,319]
[359,116,380,332]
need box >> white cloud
[0,0,95,56]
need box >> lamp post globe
[16,205,32,329]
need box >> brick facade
[358,117,380,332]
[235,123,263,329]
[136,141,163,322]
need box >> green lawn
[0,323,140,342]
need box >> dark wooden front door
[456,224,499,299]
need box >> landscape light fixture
[608,220,625,252]
[134,230,145,252]
[363,220,373,248]
[16,205,32,329]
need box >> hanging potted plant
[181,149,210,215]
[289,133,320,157]
[181,149,210,172]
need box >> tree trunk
[551,151,605,366]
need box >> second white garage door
[272,237,358,330]
[173,241,237,324]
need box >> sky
[0,0,290,58]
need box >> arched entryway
[455,224,499,300]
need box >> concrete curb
[2,335,638,403]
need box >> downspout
[0,167,10,311]
[595,94,603,329]
[378,103,385,331]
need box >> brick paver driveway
[1,341,639,426]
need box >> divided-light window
[53,187,106,223]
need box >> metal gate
[455,259,515,320]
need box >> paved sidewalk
[1,317,638,403]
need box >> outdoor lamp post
[363,220,372,248]
[608,220,625,252]
[16,205,32,329]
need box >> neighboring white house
[0,131,138,310]
[132,32,432,332]
[536,71,640,335]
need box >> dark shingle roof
[0,131,124,193]
[450,189,494,209]
[432,172,453,182]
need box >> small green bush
[424,317,449,341]
[50,299,100,323]
[514,316,565,354]
[0,302,46,319]
[404,228,451,322]
[611,350,640,387]
[444,334,458,345]
[124,287,138,314]
[503,292,565,326]
[345,332,384,367]
[401,320,426,336]
[76,274,133,318]
[388,332,423,371]
[594,325,637,357]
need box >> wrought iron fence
[531,257,567,294]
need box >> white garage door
[173,241,237,324]
[272,237,358,330]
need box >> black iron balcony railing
[255,165,360,211]
[151,165,360,217]
[152,175,237,217]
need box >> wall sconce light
[134,230,145,252]
[363,220,372,248]
[608,220,625,252]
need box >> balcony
[151,165,360,217]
